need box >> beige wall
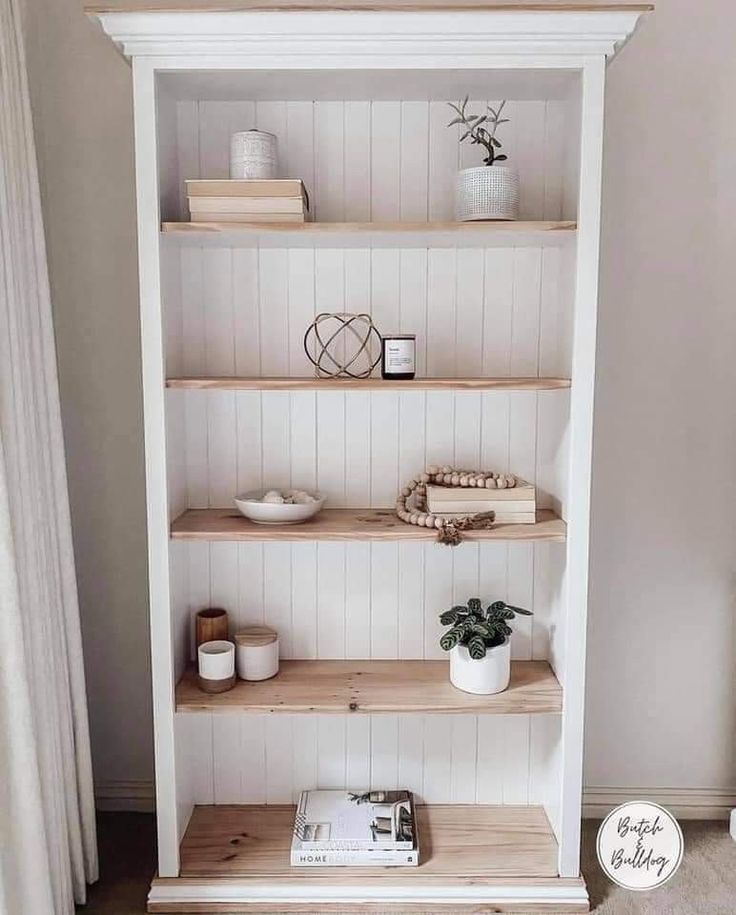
[23,0,154,800]
[22,0,736,807]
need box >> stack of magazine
[291,789,419,867]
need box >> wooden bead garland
[395,465,518,545]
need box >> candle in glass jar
[381,334,416,380]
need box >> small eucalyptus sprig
[447,98,510,167]
[439,598,532,659]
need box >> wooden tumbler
[195,607,229,647]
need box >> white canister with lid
[235,626,279,681]
[230,130,278,179]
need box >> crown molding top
[85,1,653,10]
[87,5,650,61]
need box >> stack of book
[427,479,537,524]
[186,179,309,224]
[291,789,419,867]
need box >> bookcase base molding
[87,2,647,911]
[147,803,588,913]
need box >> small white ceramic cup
[198,640,235,681]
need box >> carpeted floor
[78,813,735,914]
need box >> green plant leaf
[467,598,482,611]
[440,629,460,651]
[446,116,465,127]
[507,605,533,616]
[491,137,502,148]
[439,609,459,626]
[495,154,508,162]
[467,636,487,660]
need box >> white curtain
[0,0,98,912]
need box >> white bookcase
[88,3,649,912]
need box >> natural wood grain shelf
[166,376,572,392]
[161,219,576,235]
[170,508,566,542]
[178,804,559,880]
[176,659,562,714]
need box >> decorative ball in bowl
[234,489,325,524]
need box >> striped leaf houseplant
[439,598,532,695]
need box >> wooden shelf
[170,508,566,542]
[176,659,562,714]
[177,803,559,880]
[162,219,575,235]
[166,375,571,392]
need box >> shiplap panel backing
[164,245,573,379]
[165,97,572,835]
[175,711,558,809]
[170,99,569,223]
[167,388,569,512]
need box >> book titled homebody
[290,790,419,866]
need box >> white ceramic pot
[455,166,519,221]
[230,129,278,179]
[235,626,279,681]
[449,638,511,695]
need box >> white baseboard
[95,779,156,812]
[583,786,736,820]
[95,779,736,820]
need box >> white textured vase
[455,166,519,221]
[449,638,511,695]
[230,129,278,179]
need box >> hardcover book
[290,789,419,866]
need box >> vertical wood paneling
[345,542,370,659]
[428,100,458,220]
[343,102,371,222]
[371,717,400,788]
[285,101,314,191]
[370,102,401,221]
[233,248,260,376]
[482,248,514,376]
[346,717,371,789]
[213,714,241,803]
[238,543,264,629]
[316,392,345,504]
[263,542,293,655]
[286,248,315,376]
[426,249,456,377]
[316,543,345,659]
[400,102,429,221]
[203,249,234,374]
[290,542,318,658]
[185,98,565,225]
[318,716,346,787]
[315,102,344,222]
[398,249,428,375]
[370,543,399,659]
[398,543,424,659]
[258,250,289,376]
[207,392,237,505]
[171,95,571,819]
[261,391,291,487]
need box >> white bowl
[234,490,325,525]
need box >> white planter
[449,638,511,695]
[230,129,278,179]
[455,166,519,221]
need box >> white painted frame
[104,4,647,907]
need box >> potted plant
[439,598,532,695]
[447,98,519,221]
